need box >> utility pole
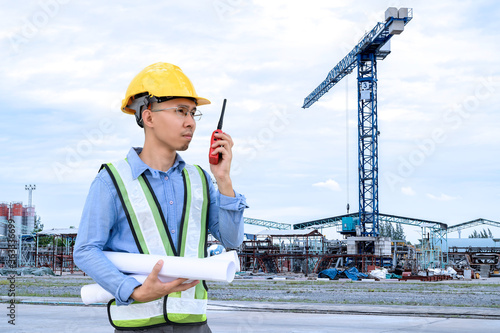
[19,184,36,267]
[25,184,36,208]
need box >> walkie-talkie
[209,99,227,165]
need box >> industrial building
[240,216,500,279]
[1,215,499,282]
[0,201,36,237]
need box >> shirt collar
[126,147,186,180]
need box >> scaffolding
[416,223,447,270]
[36,228,79,275]
[237,229,396,274]
[239,229,324,274]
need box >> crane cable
[346,76,350,214]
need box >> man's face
[147,98,197,152]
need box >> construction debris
[0,266,55,276]
[318,267,368,281]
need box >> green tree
[395,223,406,241]
[469,228,494,238]
[378,222,406,241]
[379,222,386,237]
[379,222,390,237]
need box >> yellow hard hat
[121,62,211,114]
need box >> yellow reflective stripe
[167,314,206,324]
[194,283,208,301]
[106,163,148,254]
[112,316,166,329]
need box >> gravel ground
[2,275,500,308]
[208,278,500,308]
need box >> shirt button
[165,176,168,180]
[171,229,176,234]
[169,200,174,205]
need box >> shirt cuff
[115,276,142,306]
[219,191,249,211]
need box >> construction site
[1,207,500,281]
[1,5,500,332]
[1,8,499,282]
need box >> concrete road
[2,304,499,333]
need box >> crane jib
[302,12,412,109]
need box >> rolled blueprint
[81,283,113,305]
[103,251,237,282]
[81,274,175,305]
[208,250,240,272]
[81,251,239,305]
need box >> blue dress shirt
[74,147,248,305]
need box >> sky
[1,0,499,243]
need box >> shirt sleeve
[205,171,249,249]
[73,172,141,306]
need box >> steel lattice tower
[303,8,412,237]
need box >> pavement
[1,300,500,333]
[1,296,498,319]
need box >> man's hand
[209,131,235,197]
[131,260,199,303]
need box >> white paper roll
[103,251,236,282]
[81,274,176,304]
[81,283,114,305]
[81,251,239,305]
[207,250,240,272]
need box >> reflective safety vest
[101,159,210,330]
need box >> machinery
[303,8,413,238]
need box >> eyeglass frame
[150,105,203,121]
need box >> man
[74,62,248,332]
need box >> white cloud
[401,186,416,196]
[313,179,341,192]
[1,1,499,235]
[426,193,457,202]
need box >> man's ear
[142,108,154,128]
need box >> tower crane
[303,7,413,237]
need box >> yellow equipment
[121,62,211,115]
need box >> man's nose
[184,114,195,127]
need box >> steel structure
[294,213,444,230]
[303,8,413,237]
[381,214,448,268]
[35,228,78,274]
[294,212,447,268]
[447,218,500,238]
[243,217,291,230]
[293,213,358,230]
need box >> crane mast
[303,7,413,237]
